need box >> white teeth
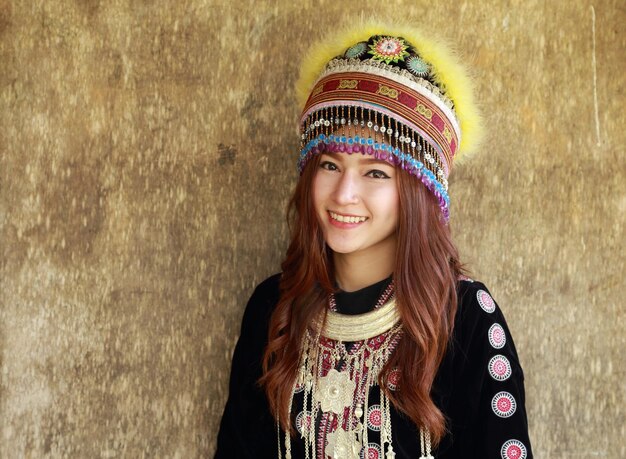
[329,212,367,223]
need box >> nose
[331,169,359,205]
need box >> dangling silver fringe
[419,428,434,459]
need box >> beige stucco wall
[0,1,623,457]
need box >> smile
[329,211,368,223]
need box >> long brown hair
[260,154,463,444]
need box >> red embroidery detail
[431,112,445,131]
[477,289,496,313]
[367,405,382,431]
[359,79,379,93]
[296,410,313,435]
[387,368,400,391]
[360,443,382,459]
[488,355,512,381]
[492,391,517,418]
[398,91,415,108]
[500,439,527,459]
[488,323,507,349]
[294,381,305,393]
[324,79,340,92]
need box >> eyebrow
[322,152,393,167]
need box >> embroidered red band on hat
[302,71,459,170]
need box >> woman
[216,20,533,459]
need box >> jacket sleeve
[214,274,281,459]
[447,281,534,459]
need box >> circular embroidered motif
[492,391,517,418]
[488,355,512,381]
[367,405,382,431]
[387,368,400,391]
[406,55,430,77]
[488,323,507,349]
[477,289,496,313]
[296,410,312,435]
[500,439,528,459]
[360,442,382,459]
[368,36,410,64]
[345,42,368,59]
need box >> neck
[333,236,396,292]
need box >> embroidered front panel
[314,328,403,459]
[285,314,406,459]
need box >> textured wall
[0,1,623,458]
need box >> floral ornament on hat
[368,35,410,64]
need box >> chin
[328,246,356,255]
[325,240,364,255]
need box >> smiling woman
[216,19,533,459]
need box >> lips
[328,211,368,224]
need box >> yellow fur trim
[296,19,483,161]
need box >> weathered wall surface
[0,1,623,457]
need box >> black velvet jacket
[216,274,533,459]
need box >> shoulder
[239,273,282,333]
[456,278,508,330]
[230,273,282,368]
[249,272,282,306]
[452,278,522,370]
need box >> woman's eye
[320,161,338,171]
[366,169,391,179]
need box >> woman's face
[312,150,399,259]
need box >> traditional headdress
[296,20,483,221]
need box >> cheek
[389,201,400,225]
[378,185,400,222]
[312,172,330,208]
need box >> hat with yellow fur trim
[296,20,483,221]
